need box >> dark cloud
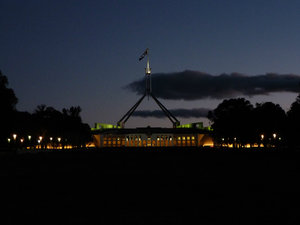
[132,108,210,118]
[125,70,300,100]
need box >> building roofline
[92,127,211,135]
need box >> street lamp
[57,137,61,142]
[13,134,17,140]
[28,135,32,141]
[273,133,277,139]
[7,138,11,143]
[260,134,264,140]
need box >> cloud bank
[132,108,210,118]
[125,70,300,100]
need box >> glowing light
[20,138,24,143]
[273,133,277,139]
[57,137,61,142]
[28,135,32,141]
[39,136,43,141]
[7,138,11,143]
[38,140,41,144]
[261,134,264,140]
[50,137,53,141]
[13,134,17,140]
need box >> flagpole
[117,48,180,128]
[145,49,151,99]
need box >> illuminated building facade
[92,123,213,148]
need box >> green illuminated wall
[91,123,120,131]
[176,122,203,129]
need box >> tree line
[208,96,300,149]
[0,71,91,149]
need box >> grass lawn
[1,148,299,224]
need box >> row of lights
[260,133,281,140]
[7,134,62,144]
[221,133,281,142]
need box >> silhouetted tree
[31,105,91,148]
[208,98,255,146]
[35,104,47,114]
[61,106,89,147]
[0,71,18,111]
[0,71,18,146]
[287,94,300,148]
[32,105,64,139]
[254,102,286,147]
[63,106,82,123]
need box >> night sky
[1,0,300,128]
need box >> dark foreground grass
[1,148,300,225]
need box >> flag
[139,48,148,61]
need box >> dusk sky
[1,0,300,128]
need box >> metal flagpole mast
[145,49,151,99]
[117,48,180,128]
